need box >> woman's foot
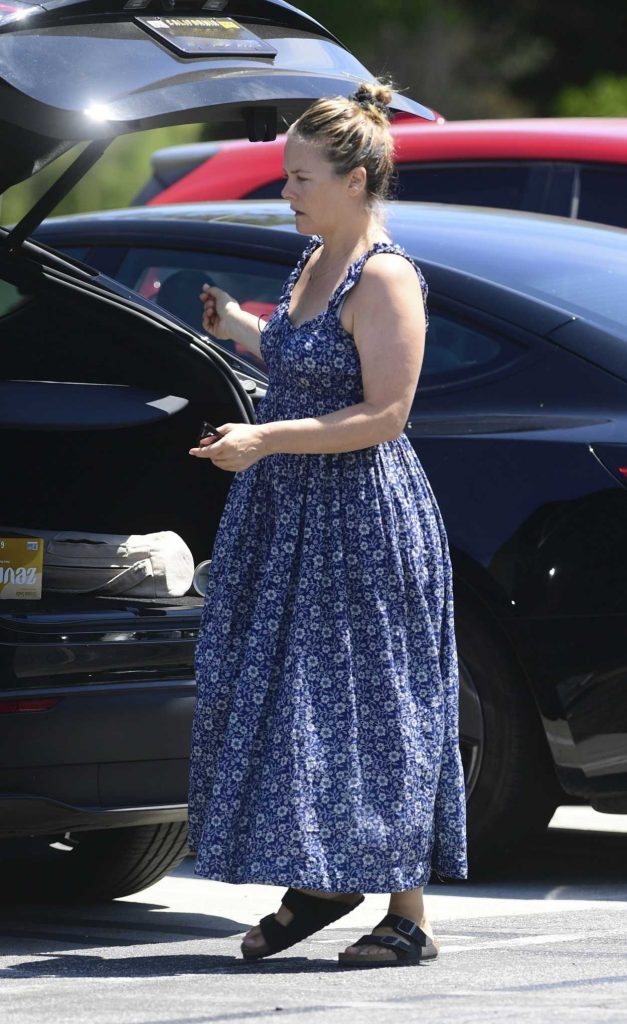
[241,888,363,955]
[341,912,434,961]
[341,886,433,961]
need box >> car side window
[115,248,292,373]
[57,246,90,262]
[575,166,627,229]
[395,162,542,211]
[0,279,32,318]
[418,309,525,389]
[245,180,286,200]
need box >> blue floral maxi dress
[188,235,468,893]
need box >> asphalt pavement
[2,807,627,1024]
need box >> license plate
[137,15,278,58]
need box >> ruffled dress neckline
[284,234,418,332]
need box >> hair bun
[288,82,396,207]
[350,82,393,122]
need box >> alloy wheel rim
[458,658,485,799]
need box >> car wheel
[0,821,190,903]
[456,599,562,875]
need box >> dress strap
[331,241,429,330]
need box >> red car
[136,117,627,229]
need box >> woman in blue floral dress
[188,80,468,968]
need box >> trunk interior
[1,254,249,619]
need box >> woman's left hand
[188,423,267,472]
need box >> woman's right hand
[199,284,240,340]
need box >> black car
[34,199,627,875]
[0,0,435,903]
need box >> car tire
[0,821,190,903]
[456,598,563,876]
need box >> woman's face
[281,135,362,235]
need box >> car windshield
[387,205,627,341]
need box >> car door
[33,221,307,378]
[112,243,292,372]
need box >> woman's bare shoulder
[364,249,418,274]
[341,250,425,338]
[358,251,422,294]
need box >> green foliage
[304,0,443,46]
[0,124,204,226]
[302,1,627,118]
[554,74,627,117]
[507,1,627,112]
[300,0,549,119]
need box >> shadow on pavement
[428,825,627,901]
[0,952,351,978]
[0,899,249,945]
[510,827,627,882]
[1,824,626,980]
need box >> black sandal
[240,887,364,961]
[337,913,439,968]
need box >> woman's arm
[192,255,426,471]
[200,285,264,360]
[259,254,426,455]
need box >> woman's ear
[348,166,367,195]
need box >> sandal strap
[257,910,290,950]
[376,913,431,948]
[352,933,413,958]
[282,888,363,924]
[257,888,364,953]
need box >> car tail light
[590,444,627,488]
[0,1,37,25]
[0,697,59,714]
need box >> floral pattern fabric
[188,235,468,892]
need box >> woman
[187,80,468,969]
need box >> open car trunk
[0,2,436,612]
[0,245,249,629]
[0,0,435,204]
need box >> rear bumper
[0,677,196,838]
[0,795,187,839]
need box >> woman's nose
[281,181,293,200]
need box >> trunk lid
[0,0,435,218]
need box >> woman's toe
[242,925,266,949]
[364,945,396,958]
[343,925,400,958]
[342,942,395,958]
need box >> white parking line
[318,928,617,951]
[441,930,613,952]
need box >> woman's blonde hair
[287,80,396,208]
